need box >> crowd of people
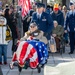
[0,1,75,66]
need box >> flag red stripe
[28,47,36,58]
[18,0,31,17]
[30,58,39,68]
[19,42,29,65]
[12,52,17,61]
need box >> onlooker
[0,15,8,65]
[65,2,75,54]
[23,4,36,33]
[58,3,62,11]
[16,6,23,38]
[4,7,18,54]
[62,5,69,44]
[46,5,51,14]
[51,3,64,26]
[52,21,64,52]
[62,5,68,20]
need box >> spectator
[23,4,36,33]
[4,8,18,54]
[46,5,51,14]
[62,5,69,44]
[52,21,64,52]
[0,15,8,65]
[58,3,62,11]
[51,3,64,26]
[16,6,23,38]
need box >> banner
[18,0,31,17]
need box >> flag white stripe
[30,52,38,62]
[16,41,26,60]
[23,44,33,62]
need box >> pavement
[0,41,75,75]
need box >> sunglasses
[30,26,35,28]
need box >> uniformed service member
[65,2,75,54]
[31,3,54,40]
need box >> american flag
[27,40,48,64]
[18,0,31,17]
[12,41,39,68]
[12,40,48,68]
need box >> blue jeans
[0,45,7,63]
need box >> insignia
[42,19,46,21]
[42,16,46,21]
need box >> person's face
[54,21,58,27]
[29,25,37,32]
[54,10,58,14]
[59,6,62,10]
[63,7,67,12]
[37,7,44,13]
[9,9,12,15]
[70,5,75,10]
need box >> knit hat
[53,3,59,11]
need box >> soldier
[31,3,54,40]
[65,2,75,54]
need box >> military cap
[69,2,74,6]
[36,3,45,8]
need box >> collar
[69,10,75,15]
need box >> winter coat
[52,25,64,39]
[51,10,64,26]
[21,30,48,44]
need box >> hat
[36,3,45,8]
[69,2,74,6]
[54,3,59,11]
[5,4,9,7]
[30,22,37,26]
[46,5,50,9]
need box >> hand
[64,30,67,33]
[52,34,56,37]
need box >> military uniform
[31,3,53,40]
[32,12,53,32]
[65,9,75,53]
